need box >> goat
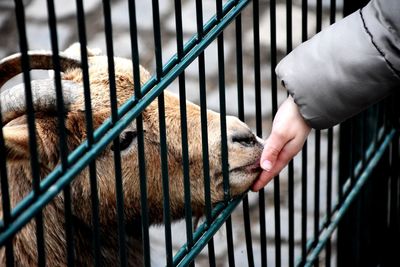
[0,44,263,266]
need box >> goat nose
[231,131,257,147]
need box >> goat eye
[111,131,137,151]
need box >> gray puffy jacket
[276,0,400,129]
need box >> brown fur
[0,48,263,266]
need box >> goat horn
[0,51,81,89]
[1,79,83,125]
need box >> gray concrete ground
[0,0,343,265]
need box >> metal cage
[0,0,399,266]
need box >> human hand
[252,96,311,191]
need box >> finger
[252,136,305,191]
[272,135,306,172]
[252,170,275,191]
[252,151,291,191]
[260,130,291,171]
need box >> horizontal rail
[172,202,226,265]
[0,0,250,246]
[176,196,245,267]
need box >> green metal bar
[313,5,322,266]
[313,130,321,267]
[325,128,333,267]
[216,0,235,266]
[172,203,225,266]
[195,0,212,225]
[251,0,267,266]
[45,0,75,265]
[176,197,245,267]
[326,2,335,265]
[235,11,255,267]
[174,0,194,259]
[194,0,216,264]
[102,0,128,265]
[216,0,230,203]
[195,0,216,262]
[75,0,102,264]
[151,0,173,265]
[158,92,173,267]
[303,129,396,267]
[270,0,282,265]
[126,0,151,265]
[14,1,46,265]
[286,1,294,266]
[300,0,308,264]
[0,107,14,267]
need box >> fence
[0,0,399,266]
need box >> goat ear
[3,125,35,160]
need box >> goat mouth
[230,160,262,173]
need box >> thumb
[260,131,289,172]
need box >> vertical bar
[75,0,102,265]
[301,0,308,264]
[14,1,46,266]
[0,116,14,267]
[301,0,308,42]
[361,113,367,166]
[216,1,235,266]
[301,146,308,263]
[350,122,355,185]
[127,1,151,266]
[236,14,245,122]
[152,0,163,80]
[388,90,400,264]
[286,0,292,53]
[216,0,230,202]
[330,0,336,24]
[151,0,173,266]
[325,128,333,267]
[313,131,320,267]
[316,0,322,33]
[101,0,128,265]
[195,1,216,265]
[174,0,194,260]
[158,92,173,267]
[313,2,322,266]
[286,1,294,266]
[337,120,351,265]
[45,0,75,265]
[270,0,281,265]
[389,132,399,257]
[327,1,336,263]
[288,162,295,267]
[253,0,267,266]
[236,13,255,267]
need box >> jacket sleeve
[276,0,400,129]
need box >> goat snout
[222,116,263,195]
[227,116,263,149]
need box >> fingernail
[262,160,272,171]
